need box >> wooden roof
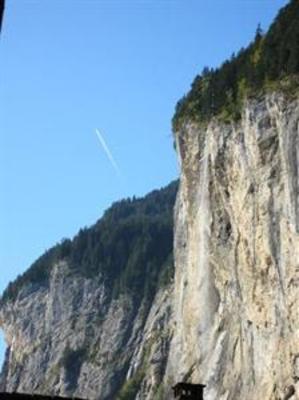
[172,382,206,390]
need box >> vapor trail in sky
[95,129,121,176]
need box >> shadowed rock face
[167,93,299,400]
[0,265,173,400]
[0,182,176,400]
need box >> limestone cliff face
[0,93,298,400]
[0,182,177,399]
[168,93,299,400]
[0,261,172,399]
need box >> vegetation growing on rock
[172,0,299,130]
[1,181,178,305]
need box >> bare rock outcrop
[167,93,299,400]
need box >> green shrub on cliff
[172,0,299,130]
[117,370,145,400]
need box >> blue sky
[0,0,288,367]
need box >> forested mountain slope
[0,181,177,400]
[1,0,299,399]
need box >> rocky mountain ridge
[1,90,298,400]
[1,1,299,399]
[0,182,177,400]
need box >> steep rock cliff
[0,182,177,400]
[1,1,299,398]
[1,92,298,400]
[167,92,299,400]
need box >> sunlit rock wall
[167,93,299,400]
[0,92,298,400]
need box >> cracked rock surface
[167,93,299,400]
[0,93,298,400]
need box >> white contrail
[95,129,121,176]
